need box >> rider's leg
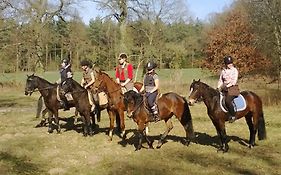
[225,94,236,123]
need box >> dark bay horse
[60,78,96,136]
[123,90,195,151]
[188,79,266,152]
[93,70,143,141]
[24,74,76,133]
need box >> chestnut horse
[93,70,142,141]
[123,90,195,151]
[24,74,76,133]
[188,79,266,152]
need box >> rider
[57,56,73,111]
[115,53,134,92]
[217,56,239,123]
[140,61,160,122]
[80,60,96,112]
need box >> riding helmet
[223,56,233,65]
[119,53,127,59]
[146,61,157,71]
[80,60,92,68]
[62,57,70,65]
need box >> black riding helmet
[224,56,233,65]
[146,61,157,71]
[80,60,92,68]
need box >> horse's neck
[71,80,87,98]
[201,84,219,108]
[103,75,121,95]
[36,77,55,96]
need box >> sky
[78,0,234,25]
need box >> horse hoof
[108,137,113,141]
[48,128,53,133]
[248,144,254,149]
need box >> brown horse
[123,90,195,151]
[60,78,97,136]
[93,70,142,141]
[188,79,266,152]
[24,74,76,133]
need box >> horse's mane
[130,90,143,106]
[99,71,119,87]
[69,78,85,90]
[33,75,55,86]
[199,81,219,97]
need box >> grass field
[0,69,281,175]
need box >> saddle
[219,93,247,113]
[56,86,73,101]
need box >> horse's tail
[36,95,44,118]
[182,97,195,139]
[258,111,267,140]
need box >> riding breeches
[225,94,236,116]
[146,91,158,108]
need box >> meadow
[0,69,280,175]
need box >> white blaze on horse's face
[127,111,133,118]
[188,87,196,105]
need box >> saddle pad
[98,92,108,106]
[220,94,247,113]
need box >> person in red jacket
[115,53,134,92]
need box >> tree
[202,5,270,77]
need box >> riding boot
[225,95,236,123]
[151,104,160,122]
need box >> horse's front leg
[213,120,228,152]
[47,111,54,133]
[85,112,93,136]
[53,110,61,133]
[118,110,126,139]
[107,109,115,141]
[157,119,173,149]
[80,115,88,137]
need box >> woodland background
[0,0,281,87]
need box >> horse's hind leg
[245,113,256,148]
[53,111,61,134]
[157,119,173,149]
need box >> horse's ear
[192,79,195,82]
[198,79,200,82]
[31,73,34,76]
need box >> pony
[188,79,266,152]
[123,90,195,151]
[93,69,142,141]
[24,74,76,133]
[60,78,97,136]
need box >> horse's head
[25,74,37,96]
[188,79,204,106]
[123,90,143,118]
[93,69,108,92]
[60,78,74,95]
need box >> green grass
[0,69,281,175]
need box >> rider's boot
[60,100,70,111]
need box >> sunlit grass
[0,69,281,174]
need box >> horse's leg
[53,110,61,134]
[157,119,173,149]
[118,110,126,139]
[86,113,94,136]
[212,119,229,152]
[79,115,88,137]
[74,108,79,123]
[245,113,256,148]
[35,108,49,127]
[47,111,54,133]
[107,109,115,141]
[136,130,144,151]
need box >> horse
[25,74,76,133]
[188,79,266,152]
[93,69,143,141]
[35,95,79,127]
[123,90,195,151]
[60,78,97,136]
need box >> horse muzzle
[24,90,32,96]
[188,98,196,106]
[127,111,133,118]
